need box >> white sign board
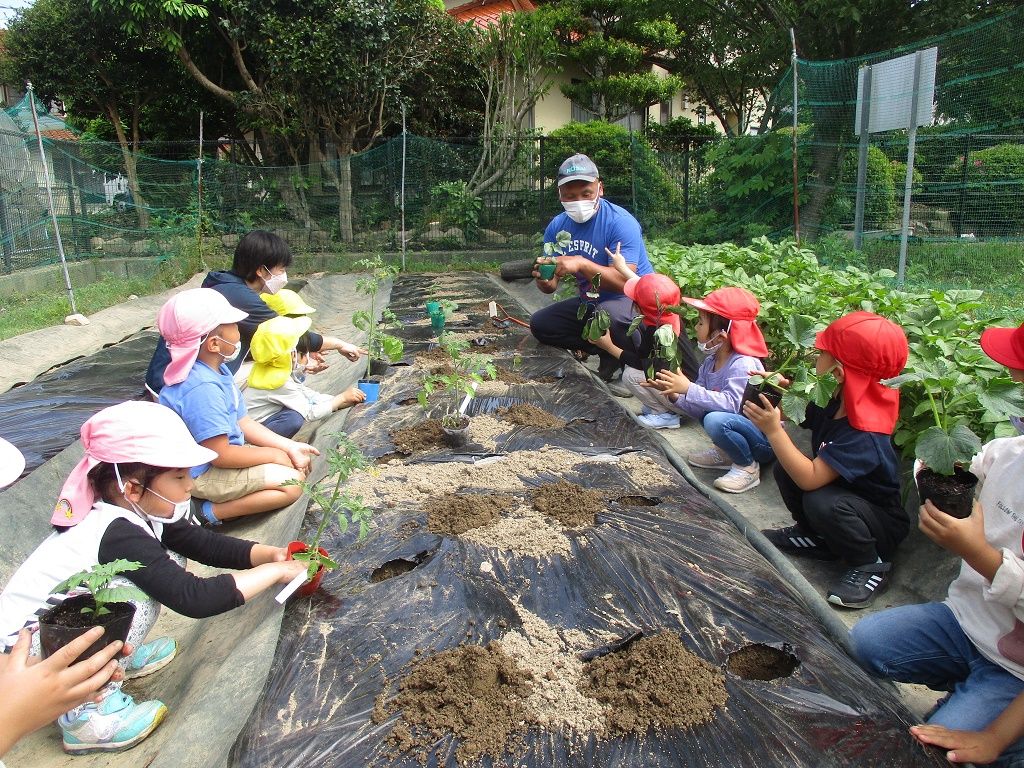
[854,47,937,135]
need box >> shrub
[543,121,683,234]
[943,142,1024,236]
[428,181,481,240]
[823,145,895,231]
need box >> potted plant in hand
[417,332,497,447]
[537,229,572,280]
[741,314,837,424]
[352,256,403,400]
[38,559,146,665]
[286,433,373,595]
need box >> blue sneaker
[60,690,167,754]
[637,412,680,430]
[125,636,176,679]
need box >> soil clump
[497,403,565,429]
[727,643,799,681]
[580,631,727,735]
[534,480,603,527]
[374,641,532,765]
[391,419,447,454]
[425,492,518,535]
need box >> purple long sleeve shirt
[669,352,764,420]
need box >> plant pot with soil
[284,434,373,596]
[39,560,146,665]
[418,332,496,447]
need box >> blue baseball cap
[557,154,599,186]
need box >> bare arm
[202,433,290,469]
[239,416,319,471]
[231,560,308,601]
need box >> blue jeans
[851,602,1024,768]
[701,411,774,466]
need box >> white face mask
[261,268,288,295]
[561,198,599,224]
[291,352,306,384]
[212,335,241,363]
[115,465,191,526]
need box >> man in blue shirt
[530,154,654,391]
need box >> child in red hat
[643,286,775,494]
[747,311,909,608]
[850,320,1024,766]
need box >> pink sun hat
[0,436,26,488]
[52,401,218,526]
[158,288,248,386]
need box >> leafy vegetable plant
[418,332,497,428]
[352,256,404,371]
[53,560,146,617]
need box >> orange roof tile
[448,0,536,28]
[41,129,78,141]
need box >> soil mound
[425,492,517,535]
[581,632,727,736]
[391,419,446,454]
[375,641,532,765]
[497,403,566,429]
[534,480,603,527]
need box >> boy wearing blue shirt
[156,289,318,524]
[531,154,654,390]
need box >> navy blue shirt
[803,398,902,507]
[543,199,652,299]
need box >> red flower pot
[286,541,329,597]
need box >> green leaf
[780,391,809,425]
[915,424,983,476]
[977,384,1024,419]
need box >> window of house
[660,100,673,124]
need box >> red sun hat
[980,322,1024,370]
[681,286,768,357]
[814,311,908,435]
[623,275,681,335]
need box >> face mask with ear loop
[697,320,732,354]
[203,334,241,364]
[261,267,288,295]
[114,463,191,526]
[561,197,600,224]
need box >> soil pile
[497,403,566,430]
[534,481,603,527]
[425,492,518,535]
[580,632,727,736]
[374,642,532,765]
[391,419,447,454]
[461,500,573,557]
[727,644,799,681]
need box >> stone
[88,237,104,251]
[64,313,90,326]
[103,237,131,255]
[220,233,240,249]
[130,239,153,255]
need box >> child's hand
[338,341,367,362]
[649,369,690,397]
[286,441,320,472]
[341,386,367,406]
[743,394,784,437]
[605,242,627,271]
[910,723,1006,765]
[305,352,329,374]
[592,330,615,353]
[918,499,987,558]
[278,560,310,584]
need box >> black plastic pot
[368,359,390,377]
[741,380,784,411]
[38,594,135,666]
[916,466,979,519]
[442,416,470,447]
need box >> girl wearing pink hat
[642,286,775,494]
[0,402,308,755]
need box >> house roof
[448,0,536,28]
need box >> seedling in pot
[625,300,685,379]
[537,229,572,280]
[284,434,373,595]
[417,332,497,445]
[744,314,836,424]
[353,256,405,379]
[39,560,147,664]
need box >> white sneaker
[637,412,680,430]
[713,463,760,493]
[687,445,732,469]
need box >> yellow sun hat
[260,289,316,317]
[248,315,313,390]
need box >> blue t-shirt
[803,398,902,507]
[159,360,246,478]
[543,199,652,298]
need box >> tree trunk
[336,133,354,244]
[105,103,149,229]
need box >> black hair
[232,230,293,282]
[88,461,169,505]
[702,310,731,335]
[296,332,313,355]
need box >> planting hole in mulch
[580,631,728,736]
[727,643,799,681]
[370,548,438,583]
[373,641,532,766]
[424,492,518,535]
[391,419,447,454]
[375,453,405,466]
[496,403,566,429]
[398,397,419,407]
[533,480,604,528]
[615,495,661,507]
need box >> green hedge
[943,142,1024,236]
